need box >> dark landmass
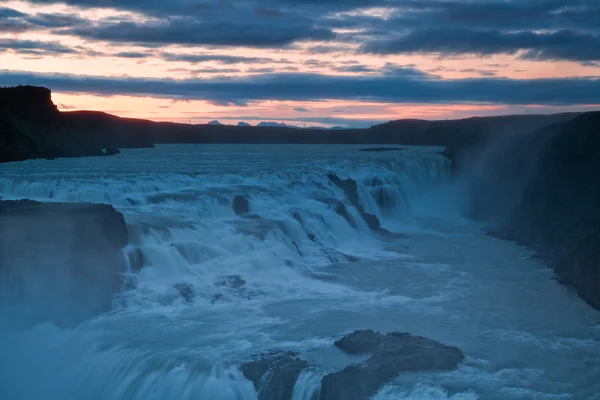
[0,200,128,328]
[0,85,579,163]
[239,330,463,400]
[321,330,464,400]
[359,147,404,152]
[0,86,153,163]
[447,112,600,309]
[241,351,309,400]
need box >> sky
[1,0,600,127]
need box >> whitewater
[0,144,599,400]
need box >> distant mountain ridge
[0,85,588,164]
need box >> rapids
[0,144,599,400]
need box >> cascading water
[1,144,599,400]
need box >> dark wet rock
[241,351,309,400]
[292,211,303,223]
[104,146,121,156]
[328,174,391,235]
[373,187,395,209]
[0,86,154,164]
[173,283,195,303]
[369,177,386,187]
[234,217,285,241]
[334,203,357,229]
[233,195,250,215]
[320,330,464,400]
[210,293,224,304]
[0,200,128,328]
[464,112,600,310]
[216,275,246,289]
[126,247,145,271]
[345,254,361,262]
[360,147,404,152]
[308,272,337,281]
[292,241,303,256]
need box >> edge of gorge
[444,111,600,310]
[0,200,129,328]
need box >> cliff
[0,200,129,328]
[0,85,153,163]
[499,112,600,308]
[447,112,600,309]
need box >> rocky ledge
[0,200,129,328]
[240,329,464,400]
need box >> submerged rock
[328,174,393,235]
[216,275,246,289]
[359,147,404,152]
[320,330,464,400]
[104,146,121,156]
[173,283,195,303]
[233,195,250,215]
[241,351,309,400]
[0,200,129,328]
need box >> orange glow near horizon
[51,92,600,127]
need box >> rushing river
[0,144,599,400]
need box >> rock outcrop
[233,195,250,215]
[446,112,600,309]
[0,200,129,328]
[238,331,464,400]
[0,85,153,163]
[320,330,464,400]
[329,174,394,236]
[240,351,309,400]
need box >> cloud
[0,39,76,54]
[294,107,310,112]
[361,29,600,62]
[248,67,276,73]
[0,7,25,18]
[61,15,334,47]
[112,51,153,58]
[333,65,377,73]
[167,67,242,74]
[9,0,600,63]
[2,70,599,106]
[307,44,353,54]
[162,53,276,64]
[192,68,242,74]
[26,12,87,28]
[459,69,497,77]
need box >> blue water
[0,144,599,399]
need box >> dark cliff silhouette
[447,112,600,309]
[0,85,153,163]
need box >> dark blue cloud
[6,0,600,64]
[26,12,87,28]
[162,53,278,64]
[361,29,600,62]
[0,39,77,54]
[2,69,599,105]
[61,14,334,47]
[0,7,26,18]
